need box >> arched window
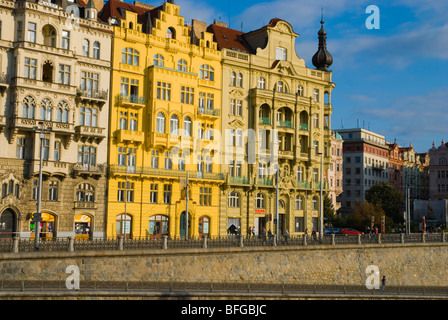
[116,214,132,238]
[119,112,127,129]
[183,116,192,137]
[129,113,137,131]
[149,215,169,238]
[199,64,214,81]
[170,114,179,135]
[255,193,265,209]
[76,183,95,202]
[276,81,287,93]
[156,112,165,133]
[153,54,164,67]
[228,191,240,207]
[237,73,243,87]
[22,95,35,119]
[57,101,69,123]
[177,59,187,72]
[167,27,175,39]
[40,98,52,121]
[230,72,236,86]
[82,39,89,57]
[93,41,100,59]
[121,48,139,66]
[42,25,57,48]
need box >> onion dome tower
[312,16,333,72]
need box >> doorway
[0,209,16,238]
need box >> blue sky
[144,0,448,153]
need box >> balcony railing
[229,176,250,184]
[259,117,271,125]
[198,107,220,116]
[277,120,293,128]
[256,178,273,186]
[116,94,145,105]
[109,165,224,181]
[77,89,108,101]
[299,123,308,130]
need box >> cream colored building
[209,18,335,236]
[0,0,111,239]
[328,131,343,212]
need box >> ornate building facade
[209,18,335,237]
[99,0,224,239]
[0,0,111,239]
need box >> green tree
[365,182,404,223]
[347,201,385,231]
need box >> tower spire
[312,12,333,72]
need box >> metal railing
[0,232,445,253]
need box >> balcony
[75,125,106,143]
[256,177,273,186]
[116,94,145,109]
[198,107,220,118]
[277,120,293,129]
[72,163,106,177]
[116,129,144,144]
[74,201,97,210]
[30,160,70,177]
[259,117,271,125]
[229,176,250,185]
[76,89,108,107]
[109,165,224,181]
[299,123,308,131]
[278,150,294,159]
[0,73,8,96]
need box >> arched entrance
[75,214,92,240]
[30,212,56,240]
[198,216,210,238]
[148,215,169,239]
[0,209,16,238]
[179,211,192,238]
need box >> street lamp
[32,122,51,250]
[316,149,324,240]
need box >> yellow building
[100,0,223,238]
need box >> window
[24,58,37,80]
[199,64,214,81]
[118,181,134,202]
[237,73,243,87]
[228,191,239,207]
[48,181,58,201]
[150,184,158,203]
[295,217,304,232]
[58,64,71,85]
[77,183,95,202]
[199,216,210,236]
[156,113,165,133]
[62,30,70,49]
[177,59,187,71]
[32,179,38,200]
[151,150,159,168]
[22,95,35,119]
[164,151,172,169]
[230,99,242,116]
[178,152,185,171]
[276,47,287,60]
[199,187,212,206]
[40,98,52,121]
[79,106,98,127]
[183,116,192,137]
[54,141,61,161]
[78,145,97,167]
[93,41,100,59]
[258,77,265,89]
[276,81,285,93]
[17,137,26,159]
[28,22,36,43]
[43,138,50,161]
[57,101,69,123]
[129,113,137,131]
[297,85,303,96]
[312,196,319,210]
[295,195,303,210]
[153,54,164,67]
[121,48,139,66]
[180,86,194,104]
[230,72,236,86]
[312,114,319,128]
[255,193,265,209]
[313,89,319,102]
[170,115,179,135]
[117,182,125,202]
[42,61,53,83]
[156,82,171,101]
[297,166,303,181]
[163,184,171,204]
[81,71,99,93]
[82,39,89,57]
[16,21,23,41]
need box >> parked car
[340,228,364,235]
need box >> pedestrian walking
[252,226,255,238]
[248,226,252,239]
[284,229,289,244]
[312,229,317,241]
[381,276,386,291]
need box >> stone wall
[0,243,447,287]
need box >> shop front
[148,214,169,239]
[30,212,55,240]
[75,214,92,240]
